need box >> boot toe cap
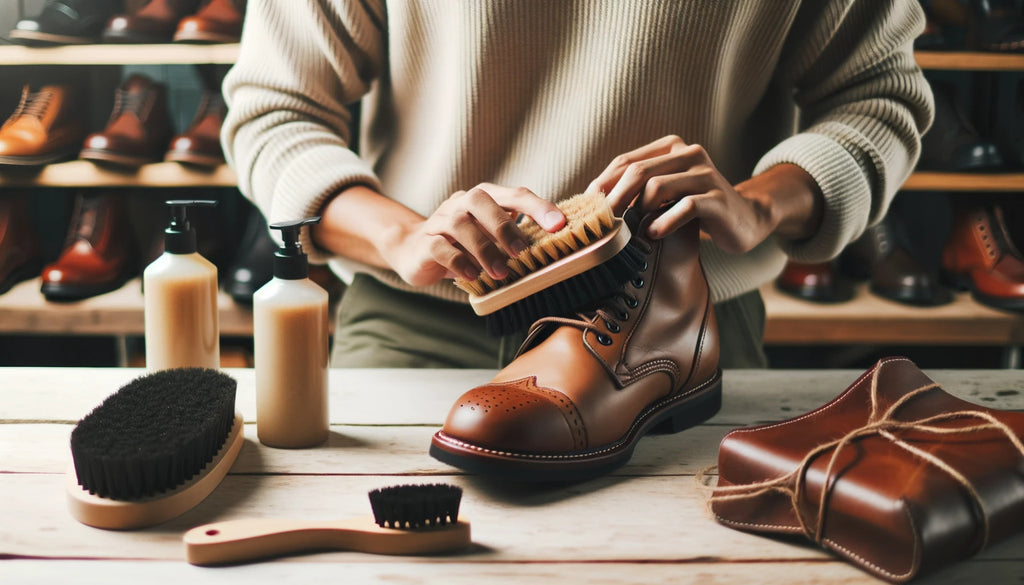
[441,381,582,455]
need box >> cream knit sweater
[222,0,933,304]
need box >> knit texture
[223,0,933,304]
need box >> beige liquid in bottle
[253,279,329,448]
[144,253,220,370]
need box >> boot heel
[652,375,722,434]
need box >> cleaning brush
[454,191,646,335]
[184,483,471,565]
[66,368,244,530]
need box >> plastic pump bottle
[253,216,329,448]
[144,199,220,371]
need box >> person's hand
[587,135,821,254]
[385,183,566,287]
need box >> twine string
[707,368,1024,550]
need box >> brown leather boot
[774,260,854,303]
[80,75,173,168]
[173,0,245,43]
[104,0,204,43]
[430,213,721,482]
[165,89,226,167]
[0,85,85,166]
[41,192,138,302]
[941,203,1024,311]
[0,194,43,296]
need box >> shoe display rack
[1,44,1022,365]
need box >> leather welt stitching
[437,371,721,461]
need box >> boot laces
[66,195,105,244]
[111,88,148,119]
[10,88,54,121]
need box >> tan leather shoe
[0,85,85,166]
[80,75,173,168]
[173,0,245,43]
[942,203,1024,311]
[430,213,721,482]
[41,192,138,302]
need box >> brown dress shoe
[430,214,721,482]
[775,260,854,303]
[41,192,138,302]
[103,0,204,44]
[0,194,43,296]
[165,89,226,167]
[0,85,85,166]
[941,203,1024,311]
[80,75,173,168]
[173,0,245,43]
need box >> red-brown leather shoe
[103,0,203,44]
[173,0,245,43]
[0,85,85,166]
[165,89,226,167]
[80,75,173,168]
[774,260,854,304]
[430,213,721,482]
[41,192,138,302]
[0,194,43,296]
[941,203,1024,311]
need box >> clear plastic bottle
[253,217,329,448]
[144,200,220,371]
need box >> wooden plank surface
[0,161,237,188]
[915,50,1024,71]
[2,367,1023,583]
[902,171,1024,192]
[0,43,239,65]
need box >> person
[222,0,934,369]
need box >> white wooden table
[2,367,1022,584]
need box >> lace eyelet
[641,260,649,271]
[596,333,613,346]
[615,309,629,320]
[631,277,644,289]
[605,321,621,333]
[625,296,639,309]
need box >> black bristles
[484,238,648,336]
[69,368,237,501]
[368,483,463,529]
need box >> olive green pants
[331,273,768,369]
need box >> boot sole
[8,30,97,46]
[0,150,78,167]
[41,276,131,302]
[429,369,722,483]
[79,149,158,169]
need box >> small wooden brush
[454,192,646,335]
[184,483,470,565]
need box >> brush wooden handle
[184,516,471,565]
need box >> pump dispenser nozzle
[269,216,321,280]
[164,200,218,254]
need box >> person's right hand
[385,183,566,287]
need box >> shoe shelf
[0,43,239,65]
[761,282,1024,345]
[0,160,237,187]
[903,171,1024,191]
[915,50,1024,72]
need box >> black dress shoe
[971,0,1024,52]
[223,207,276,305]
[9,0,122,46]
[918,81,1004,172]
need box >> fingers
[477,183,566,232]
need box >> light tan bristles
[453,192,617,296]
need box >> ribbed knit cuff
[268,144,382,264]
[753,132,872,263]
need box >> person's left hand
[587,135,779,254]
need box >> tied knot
[703,366,1024,553]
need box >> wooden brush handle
[184,516,471,565]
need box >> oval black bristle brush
[453,192,647,336]
[183,483,471,565]
[66,368,244,530]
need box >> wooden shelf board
[0,277,254,336]
[903,172,1024,192]
[761,282,1024,345]
[0,160,237,187]
[0,43,239,65]
[915,50,1024,71]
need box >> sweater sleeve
[221,0,386,262]
[753,0,934,263]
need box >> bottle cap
[163,199,217,254]
[269,216,321,280]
